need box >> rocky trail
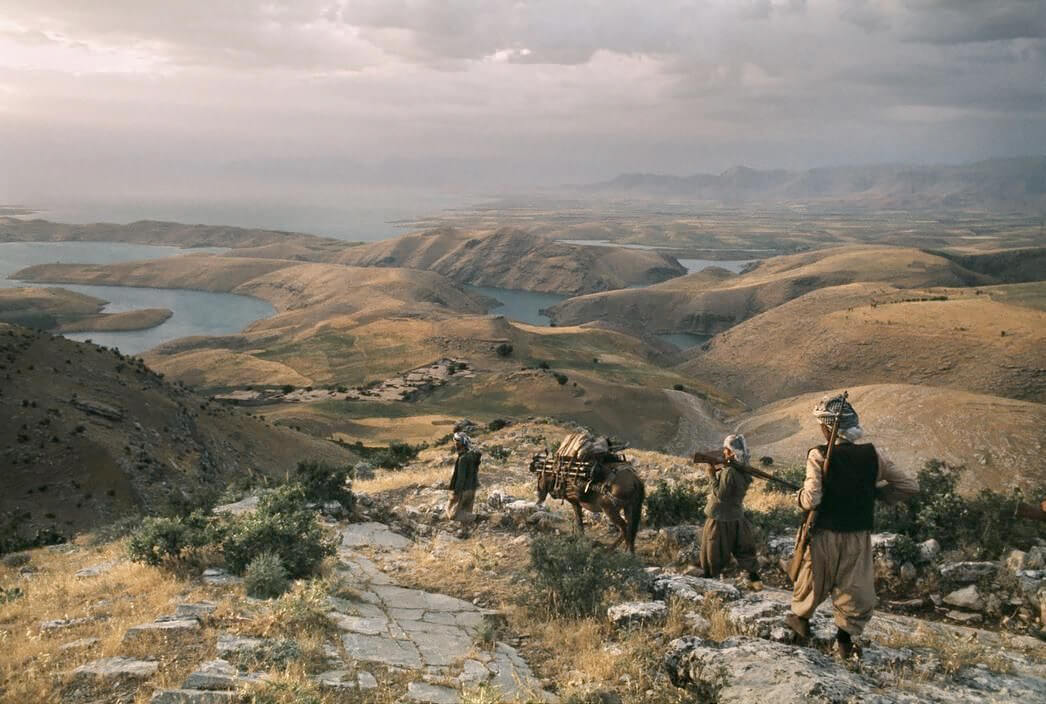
[49,516,551,704]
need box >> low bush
[369,441,423,469]
[126,511,215,566]
[746,505,802,537]
[222,485,338,578]
[554,372,569,385]
[762,465,806,494]
[245,552,290,599]
[645,480,707,528]
[294,460,355,509]
[527,534,651,619]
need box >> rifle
[691,450,800,491]
[783,391,847,584]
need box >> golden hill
[733,384,1046,493]
[548,245,994,332]
[0,287,172,333]
[680,283,1046,405]
[0,324,356,544]
[334,225,686,295]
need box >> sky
[1,0,1044,208]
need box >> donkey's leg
[604,504,628,551]
[571,500,585,534]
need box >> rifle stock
[784,393,847,584]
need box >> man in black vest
[784,394,917,659]
[446,432,482,522]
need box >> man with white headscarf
[699,433,763,590]
[785,393,917,659]
[446,432,482,522]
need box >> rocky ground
[3,420,1045,703]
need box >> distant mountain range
[583,157,1046,210]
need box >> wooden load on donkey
[529,431,645,552]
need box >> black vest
[813,442,879,533]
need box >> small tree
[245,552,290,598]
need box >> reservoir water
[0,242,274,354]
[466,286,567,326]
[558,239,753,274]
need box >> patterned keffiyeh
[813,393,864,441]
[723,433,751,465]
[452,431,475,450]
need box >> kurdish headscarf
[452,431,475,451]
[723,433,751,465]
[813,392,864,442]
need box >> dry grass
[0,540,226,703]
[880,624,1016,676]
[354,464,450,495]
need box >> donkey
[535,462,646,552]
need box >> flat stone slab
[489,643,554,702]
[400,621,474,666]
[213,495,260,516]
[150,690,237,704]
[174,602,217,619]
[59,637,99,652]
[72,656,159,680]
[182,659,270,691]
[314,669,357,689]
[373,584,477,612]
[340,522,412,550]
[329,611,388,636]
[216,634,266,656]
[358,671,378,689]
[202,568,243,586]
[123,618,201,643]
[41,617,90,632]
[654,574,741,603]
[75,561,119,578]
[342,632,423,668]
[407,682,460,704]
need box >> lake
[557,240,753,274]
[0,242,274,354]
[466,286,567,326]
[656,332,712,350]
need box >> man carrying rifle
[784,393,917,659]
[696,434,763,591]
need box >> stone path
[328,522,555,702]
[64,520,554,704]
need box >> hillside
[0,324,356,546]
[732,384,1046,493]
[584,156,1046,211]
[0,287,172,333]
[680,283,1046,405]
[334,225,687,295]
[548,245,992,333]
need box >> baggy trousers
[446,489,476,522]
[791,528,876,636]
[699,517,759,578]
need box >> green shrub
[763,465,807,494]
[746,505,802,536]
[645,480,707,528]
[221,485,337,578]
[127,511,214,566]
[527,534,650,619]
[294,460,355,509]
[370,441,423,469]
[554,372,569,385]
[245,552,289,599]
[495,343,513,357]
[487,445,511,462]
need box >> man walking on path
[446,431,481,522]
[785,393,917,659]
[699,434,763,591]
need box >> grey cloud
[901,0,1046,44]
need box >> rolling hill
[680,283,1046,405]
[0,324,357,546]
[548,245,993,334]
[333,225,687,295]
[732,384,1046,493]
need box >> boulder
[65,656,159,702]
[123,618,201,643]
[75,560,119,578]
[150,690,236,703]
[653,575,741,604]
[899,563,917,582]
[202,568,243,586]
[607,601,667,628]
[1026,546,1046,571]
[939,561,997,584]
[918,539,941,564]
[1,552,30,567]
[358,671,378,689]
[1015,570,1046,603]
[406,681,460,704]
[943,585,983,611]
[1006,550,1029,573]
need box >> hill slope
[680,283,1046,405]
[733,384,1046,493]
[0,324,356,546]
[334,226,687,295]
[548,245,992,333]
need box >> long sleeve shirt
[799,442,917,512]
[705,464,752,521]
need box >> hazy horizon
[2,1,1044,215]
